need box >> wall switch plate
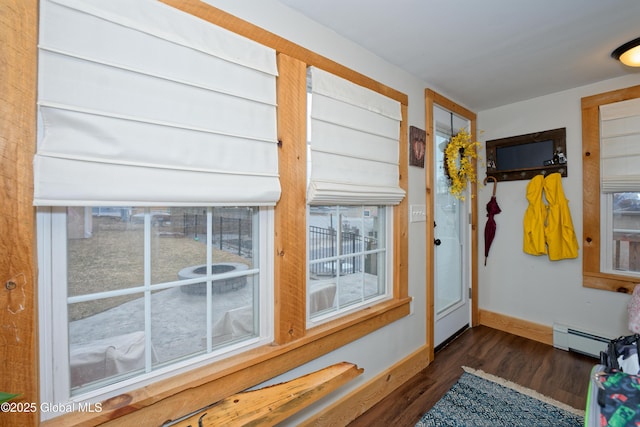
[410,204,426,223]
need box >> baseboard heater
[552,323,611,359]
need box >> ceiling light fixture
[612,37,640,67]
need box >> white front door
[433,105,471,348]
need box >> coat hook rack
[485,128,567,182]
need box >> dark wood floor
[348,325,597,426]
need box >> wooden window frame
[40,2,410,425]
[582,84,640,294]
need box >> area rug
[415,366,585,427]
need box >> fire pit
[178,263,248,295]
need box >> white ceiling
[276,0,640,111]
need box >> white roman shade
[600,98,640,193]
[307,67,405,205]
[35,0,280,206]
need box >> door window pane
[435,132,464,315]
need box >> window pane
[309,206,338,263]
[364,251,385,299]
[340,206,364,256]
[68,207,143,300]
[152,287,208,365]
[69,294,146,392]
[209,207,257,269]
[151,208,205,284]
[211,274,258,347]
[612,192,640,273]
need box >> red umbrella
[484,177,501,266]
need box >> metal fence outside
[308,225,377,276]
[182,213,253,256]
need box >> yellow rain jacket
[523,173,579,260]
[523,175,547,255]
[543,173,578,260]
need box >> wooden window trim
[41,2,410,426]
[2,2,38,427]
[582,84,640,294]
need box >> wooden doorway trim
[425,89,478,361]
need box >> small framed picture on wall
[410,126,426,168]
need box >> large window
[582,85,640,292]
[39,206,271,405]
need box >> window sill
[583,271,639,294]
[41,296,412,427]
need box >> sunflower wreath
[444,128,481,200]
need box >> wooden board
[170,362,363,427]
[0,2,39,426]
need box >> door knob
[434,238,441,246]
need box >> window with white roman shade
[35,0,280,207]
[599,97,640,278]
[600,98,640,193]
[306,67,405,205]
[36,0,277,414]
[583,86,640,292]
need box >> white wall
[201,0,429,424]
[477,74,640,339]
